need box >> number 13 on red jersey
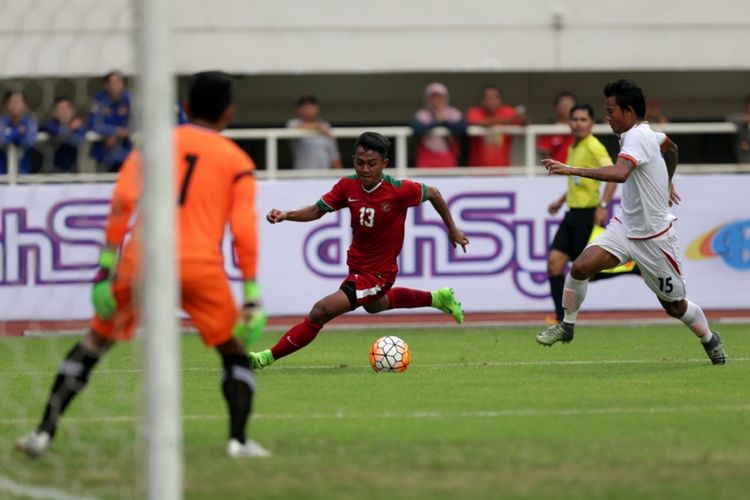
[359,207,375,227]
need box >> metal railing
[1,122,745,185]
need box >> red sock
[270,317,324,360]
[386,288,432,310]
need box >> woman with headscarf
[411,82,466,168]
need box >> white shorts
[588,219,686,302]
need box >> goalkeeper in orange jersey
[16,71,270,459]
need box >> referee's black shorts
[550,207,596,260]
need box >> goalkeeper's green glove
[91,247,118,320]
[233,280,267,346]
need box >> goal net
[0,1,179,498]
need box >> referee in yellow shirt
[546,104,617,322]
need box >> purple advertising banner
[1,175,748,320]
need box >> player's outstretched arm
[425,185,469,253]
[266,204,325,224]
[542,157,634,183]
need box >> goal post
[137,0,181,498]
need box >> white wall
[1,0,749,77]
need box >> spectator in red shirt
[727,94,750,164]
[537,91,577,163]
[645,99,669,124]
[466,86,526,166]
[411,82,466,168]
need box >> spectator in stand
[88,70,132,172]
[537,91,577,163]
[0,91,38,175]
[727,94,750,164]
[412,82,466,168]
[175,99,188,125]
[466,85,526,166]
[41,97,86,173]
[645,99,669,123]
[286,94,342,170]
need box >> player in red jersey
[249,132,470,368]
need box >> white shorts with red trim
[588,218,686,302]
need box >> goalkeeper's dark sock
[38,342,101,438]
[270,317,323,360]
[386,288,432,309]
[221,354,255,444]
[549,274,565,322]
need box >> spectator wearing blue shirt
[0,91,38,175]
[41,97,86,173]
[176,99,188,125]
[88,71,132,172]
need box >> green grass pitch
[1,324,749,499]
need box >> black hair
[553,91,577,106]
[103,70,124,83]
[570,103,595,120]
[187,71,233,122]
[296,93,319,107]
[744,94,750,106]
[480,85,502,98]
[3,90,24,105]
[354,132,390,160]
[604,79,646,119]
[54,96,72,105]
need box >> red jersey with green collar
[316,174,427,281]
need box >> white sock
[679,300,712,343]
[562,275,589,324]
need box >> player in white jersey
[535,79,727,365]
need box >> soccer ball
[369,336,411,372]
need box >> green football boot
[431,287,464,324]
[248,349,275,369]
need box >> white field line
[0,474,98,500]
[2,404,750,427]
[19,314,750,337]
[3,356,749,376]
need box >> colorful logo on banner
[686,220,750,270]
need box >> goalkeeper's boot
[15,430,50,459]
[248,349,275,370]
[431,288,464,324]
[227,438,271,458]
[703,331,728,365]
[536,322,575,346]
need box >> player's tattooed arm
[266,204,325,224]
[425,185,470,253]
[659,136,681,205]
[542,158,633,183]
[660,136,679,181]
